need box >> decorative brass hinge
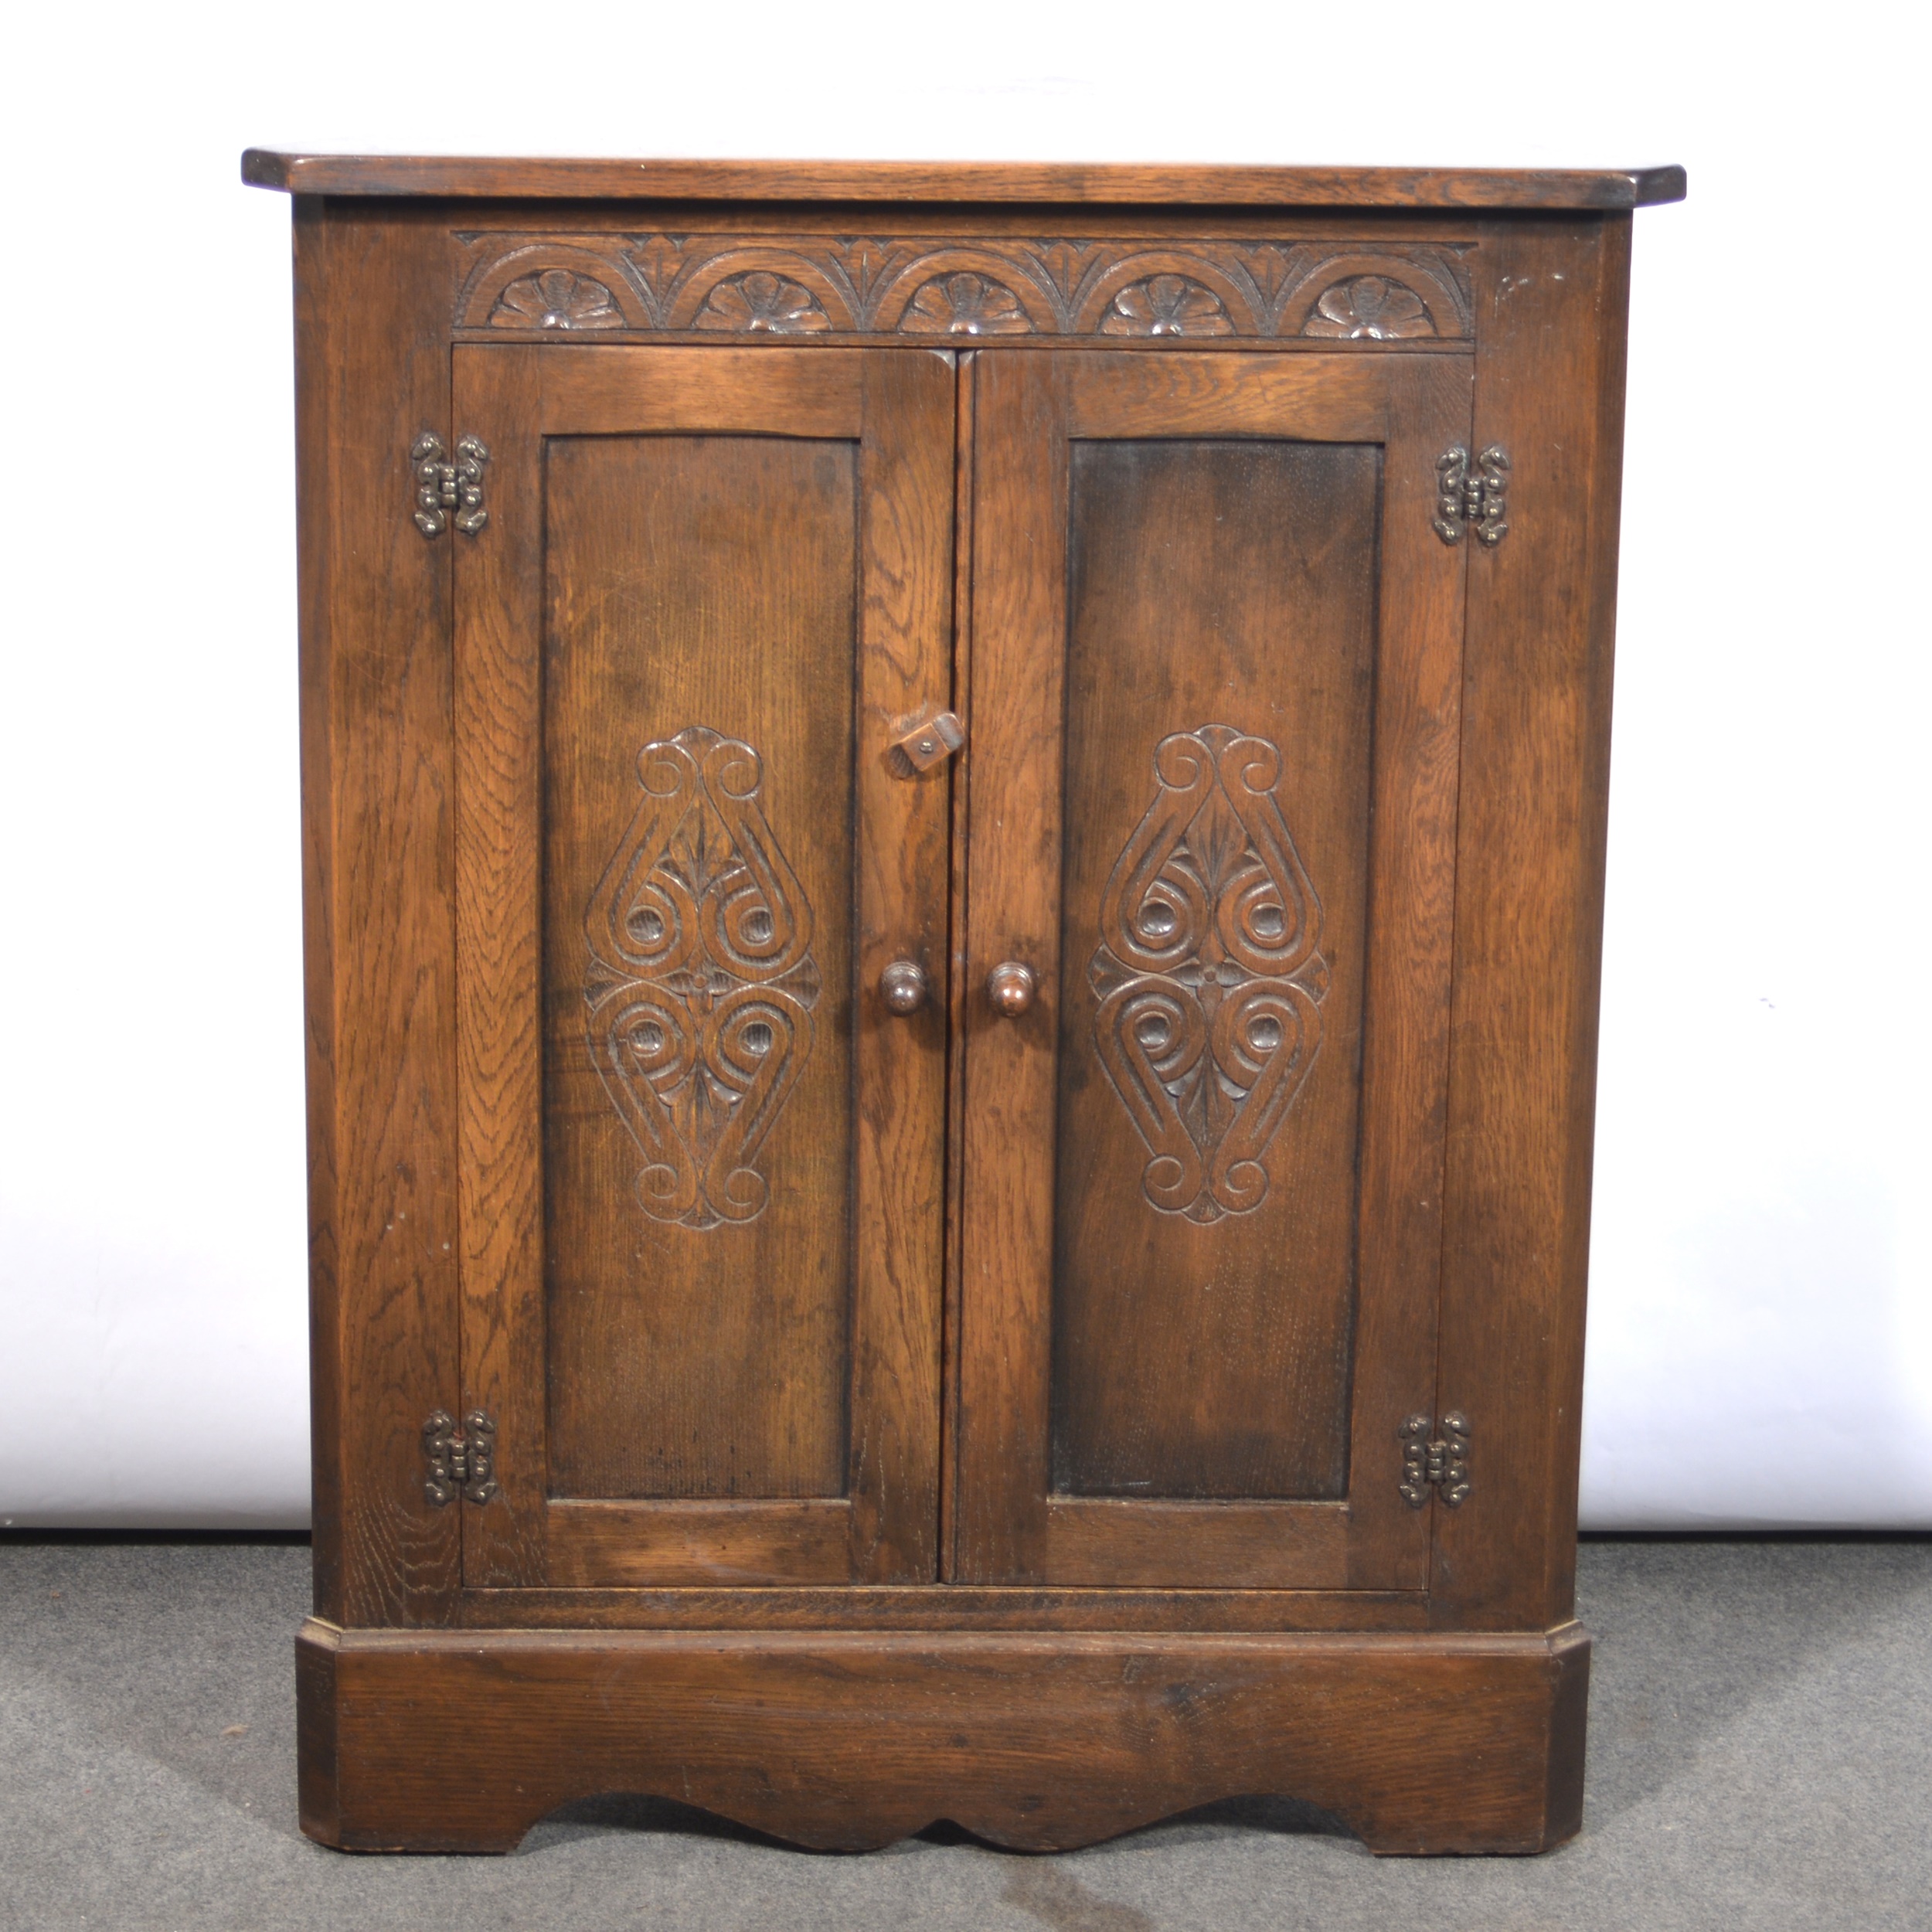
[422,1409,498,1505]
[1398,1412,1471,1508]
[411,433,490,539]
[1433,445,1510,546]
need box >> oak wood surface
[451,339,547,1590]
[544,1499,855,1587]
[447,227,1482,345]
[296,206,464,1626]
[1042,1500,1353,1588]
[957,350,1468,1590]
[451,345,951,1588]
[953,349,1069,1582]
[541,427,860,1502]
[444,1584,1431,1632]
[938,352,977,1578]
[245,149,1685,209]
[298,1617,1590,1854]
[1051,436,1380,1505]
[1430,216,1631,1631]
[276,180,1658,1859]
[848,349,956,1582]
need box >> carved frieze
[1090,726,1329,1224]
[454,234,1473,340]
[584,727,820,1230]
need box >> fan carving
[1090,726,1328,1223]
[583,727,819,1230]
[458,233,1474,338]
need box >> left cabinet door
[450,345,954,1588]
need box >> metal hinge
[422,1409,498,1505]
[1433,445,1510,546]
[1398,1412,1471,1508]
[411,433,490,539]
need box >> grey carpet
[0,1538,1926,1931]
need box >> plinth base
[297,1619,1589,1855]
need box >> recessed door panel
[1053,438,1379,1502]
[543,433,858,1503]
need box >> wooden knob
[986,961,1036,1017]
[879,960,929,1015]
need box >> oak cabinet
[251,150,1682,1855]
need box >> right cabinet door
[955,349,1473,1589]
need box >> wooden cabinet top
[242,150,1686,209]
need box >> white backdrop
[1,2,1925,1528]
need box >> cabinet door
[451,345,953,1588]
[955,350,1471,1589]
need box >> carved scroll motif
[583,727,819,1230]
[1090,726,1328,1223]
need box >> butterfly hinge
[1433,445,1510,546]
[410,432,490,539]
[1398,1411,1471,1508]
[422,1409,498,1505]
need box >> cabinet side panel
[294,199,341,1619]
[1433,216,1631,1627]
[299,205,462,1624]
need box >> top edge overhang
[242,151,1688,211]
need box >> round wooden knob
[986,961,1036,1017]
[879,959,929,1015]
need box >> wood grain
[244,149,1685,209]
[959,351,1468,1590]
[531,343,860,433]
[296,206,465,1626]
[939,351,977,1580]
[272,176,1666,1859]
[1339,355,1476,1591]
[1065,352,1397,436]
[848,349,954,1582]
[1051,437,1379,1504]
[452,345,951,1587]
[541,430,859,1501]
[451,342,549,1590]
[1043,1501,1352,1589]
[298,1617,1591,1854]
[545,1499,855,1586]
[1430,217,1632,1630]
[954,350,1069,1582]
[444,1584,1432,1632]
